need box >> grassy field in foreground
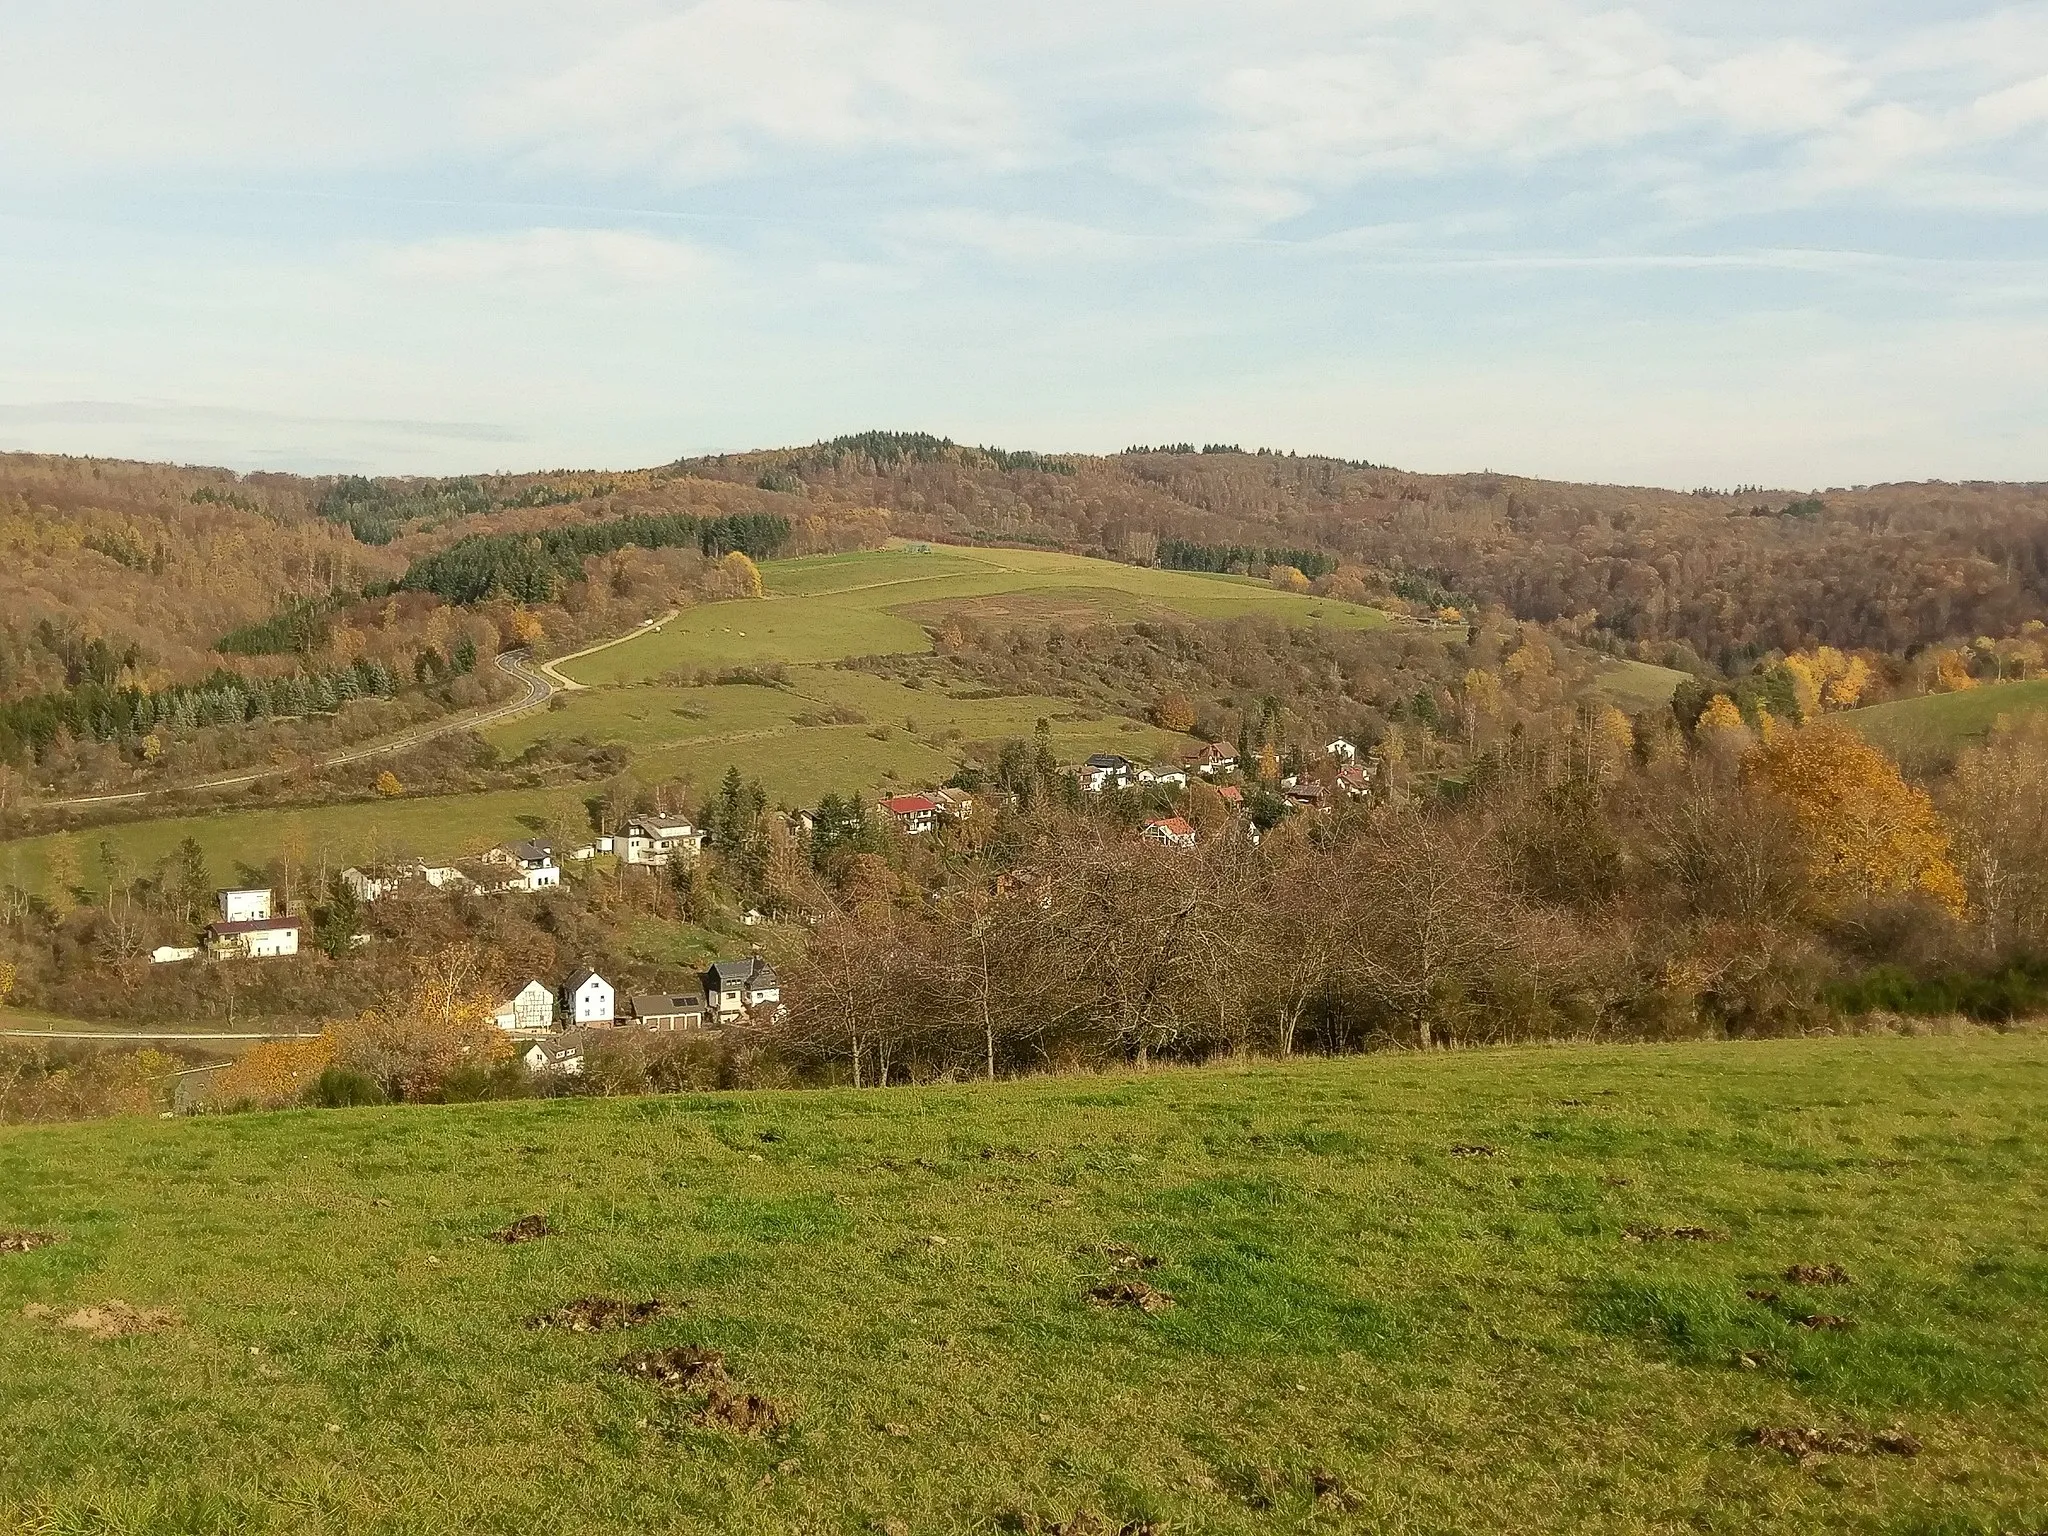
[1840,679,2048,758]
[563,545,1392,686]
[2,1036,2044,1535]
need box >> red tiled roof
[881,794,939,815]
[1146,817,1197,837]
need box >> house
[205,916,300,959]
[1215,785,1244,812]
[521,1035,586,1076]
[1142,816,1199,850]
[1189,742,1237,777]
[217,888,273,923]
[491,980,557,1035]
[930,787,976,820]
[150,944,199,965]
[1325,737,1358,760]
[621,814,703,867]
[485,839,561,891]
[1138,764,1189,788]
[560,968,616,1026]
[340,862,470,903]
[1284,781,1329,811]
[1336,761,1372,798]
[878,792,941,835]
[1079,754,1136,792]
[705,957,780,1022]
[629,991,709,1031]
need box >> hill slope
[2,1038,2044,1534]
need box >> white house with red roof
[1142,816,1199,850]
[878,792,941,835]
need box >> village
[132,732,1377,1078]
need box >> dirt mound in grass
[528,1297,675,1332]
[614,1346,790,1436]
[1005,1514,1165,1535]
[1,1232,58,1255]
[488,1214,551,1244]
[615,1345,730,1389]
[1750,1425,1920,1462]
[1785,1263,1853,1286]
[1096,1242,1162,1272]
[1088,1280,1175,1314]
[694,1387,787,1436]
[22,1299,180,1339]
[1623,1224,1722,1242]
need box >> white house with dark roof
[620,815,703,868]
[485,840,561,891]
[521,1035,586,1076]
[560,968,616,1026]
[1079,754,1136,792]
[705,958,780,1023]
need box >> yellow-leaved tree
[330,946,509,1101]
[721,551,765,599]
[375,770,404,798]
[1268,564,1310,593]
[214,1035,336,1109]
[1150,691,1196,733]
[1743,721,1966,916]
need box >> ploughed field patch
[1,1037,2045,1534]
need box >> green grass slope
[3,1037,2044,1535]
[563,545,1391,686]
[1839,678,2048,757]
[1594,658,1690,712]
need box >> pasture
[562,545,1391,687]
[1,1035,2043,1534]
[1840,679,2048,759]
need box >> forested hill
[7,440,2047,707]
[675,435,2048,673]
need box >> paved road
[39,649,557,811]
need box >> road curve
[39,649,557,811]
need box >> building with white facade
[620,815,703,868]
[217,888,273,923]
[560,968,616,1026]
[491,980,557,1034]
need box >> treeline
[396,512,791,605]
[1155,538,1338,579]
[0,658,405,765]
[750,715,2048,1086]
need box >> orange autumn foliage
[214,1035,335,1108]
[1743,722,1967,917]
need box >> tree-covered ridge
[313,473,632,545]
[395,511,792,605]
[0,657,405,766]
[1155,537,1338,579]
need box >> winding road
[40,649,558,811]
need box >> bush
[306,1066,387,1108]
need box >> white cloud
[489,0,1026,181]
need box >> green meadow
[1,1036,2043,1534]
[562,545,1391,686]
[1840,678,2048,758]
[1593,658,1690,712]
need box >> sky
[2,1,2045,488]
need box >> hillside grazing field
[1594,658,1691,712]
[0,785,599,901]
[2,1036,2044,1535]
[1839,679,2048,758]
[562,545,1392,686]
